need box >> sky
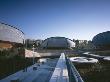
[0,0,110,40]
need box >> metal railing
[65,56,84,82]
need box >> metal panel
[0,23,24,44]
[41,37,75,48]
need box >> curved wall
[92,31,110,49]
[41,37,75,49]
[0,23,25,44]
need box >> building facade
[92,31,110,50]
[41,37,75,49]
[0,23,24,44]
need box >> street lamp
[32,44,35,65]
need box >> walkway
[49,53,69,82]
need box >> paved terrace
[0,58,58,82]
[0,53,69,82]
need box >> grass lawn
[74,60,110,82]
[90,50,110,56]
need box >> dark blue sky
[0,0,110,40]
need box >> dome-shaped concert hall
[41,37,75,49]
[92,31,110,49]
[0,23,25,49]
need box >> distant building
[75,40,88,49]
[34,39,43,47]
[92,31,110,50]
[41,37,75,49]
[25,39,35,49]
[25,39,43,49]
[85,40,95,50]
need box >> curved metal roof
[0,22,24,34]
[92,31,110,46]
[0,23,25,44]
[41,37,75,49]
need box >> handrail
[65,56,84,82]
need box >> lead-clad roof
[41,37,75,49]
[0,23,25,44]
[92,31,110,46]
